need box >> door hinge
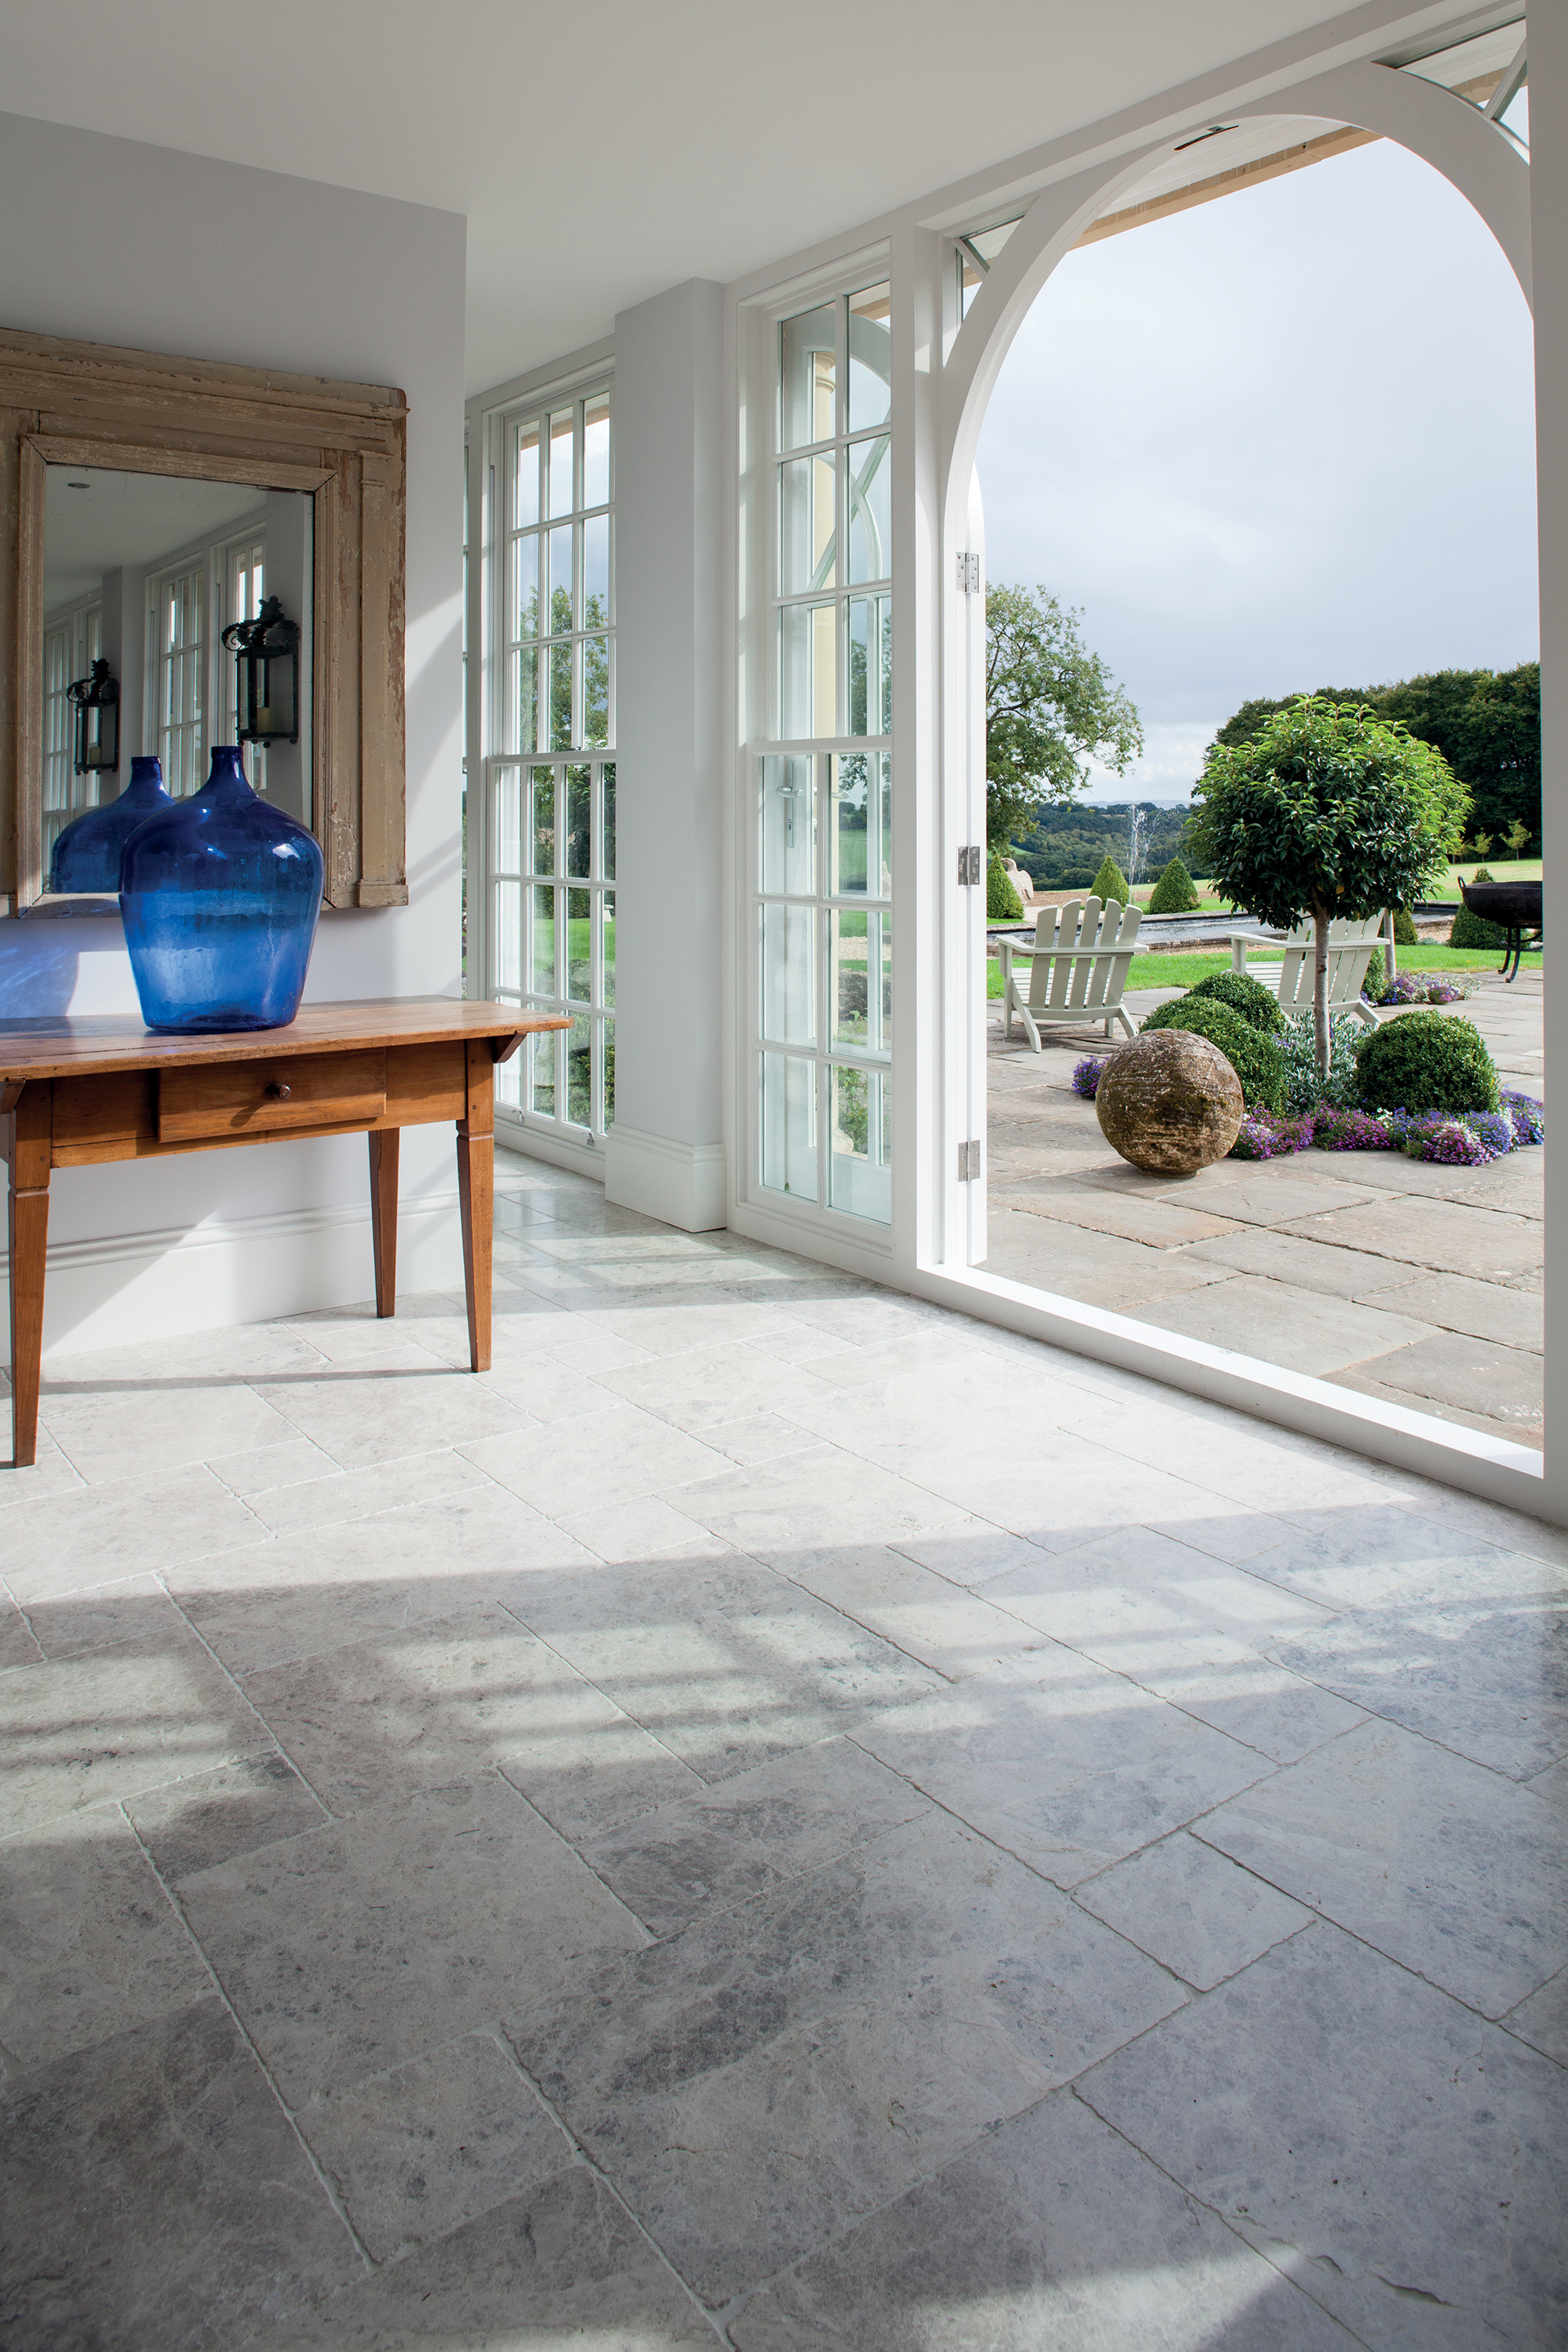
[957,1139,982,1181]
[956,551,981,594]
[958,844,982,885]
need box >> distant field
[986,939,1539,1000]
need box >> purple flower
[1230,1109,1315,1160]
[1502,1091,1545,1146]
[1463,1111,1514,1155]
[1072,1056,1110,1100]
[1403,1118,1496,1165]
[1312,1106,1396,1152]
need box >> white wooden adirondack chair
[1000,897,1143,1049]
[1229,913,1383,1027]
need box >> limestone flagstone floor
[2,1143,1566,2348]
[985,971,1545,1450]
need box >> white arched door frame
[924,55,1542,1504]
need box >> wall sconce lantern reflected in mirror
[223,594,301,745]
[68,657,120,777]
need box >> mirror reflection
[41,466,313,893]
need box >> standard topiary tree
[1089,853,1131,906]
[1188,697,1467,1077]
[1187,970,1287,1035]
[1354,1009,1499,1115]
[1140,994,1287,1110]
[1147,855,1200,914]
[987,852,1023,920]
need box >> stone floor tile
[668,1438,972,1556]
[0,1809,211,2069]
[761,1544,1049,1680]
[461,1398,733,1516]
[0,1596,43,1672]
[238,1445,498,1537]
[1269,1590,1568,1778]
[496,1718,708,1846]
[730,2085,1356,2352]
[1196,1719,1567,2016]
[553,1494,737,1565]
[0,1463,265,1602]
[0,1996,358,2350]
[1325,1362,1544,1450]
[1071,1829,1314,1991]
[892,1522,1056,1588]
[1242,1502,1557,1613]
[588,1336,844,1436]
[7,1570,173,1658]
[1504,1966,1568,2069]
[1077,1922,1568,2352]
[1130,1276,1439,1379]
[202,1432,340,1499]
[506,1550,947,1783]
[576,1737,932,1937]
[180,1779,646,2105]
[506,1811,1186,2305]
[889,1430,1213,1557]
[1179,1223,1413,1298]
[0,1619,266,1839]
[1352,1267,1546,1350]
[126,1750,331,1882]
[37,1374,299,1488]
[1392,1486,1568,1575]
[0,1426,84,1512]
[1276,1192,1542,1281]
[1334,1325,1544,1432]
[298,2031,575,2264]
[253,2167,713,2348]
[981,1210,1232,1309]
[256,1359,530,1469]
[239,1602,656,1817]
[857,1649,1268,1888]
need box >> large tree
[1214,663,1539,852]
[1189,697,1468,1074]
[986,585,1143,848]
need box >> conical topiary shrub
[1089,853,1131,907]
[1147,856,1200,914]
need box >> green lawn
[986,940,1539,1000]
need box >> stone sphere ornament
[1096,1028,1244,1176]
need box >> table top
[0,998,569,1082]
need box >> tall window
[220,533,267,793]
[154,562,206,796]
[487,385,617,1140]
[41,601,101,865]
[755,280,893,1227]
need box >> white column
[1534,17,1567,1520]
[603,278,728,1231]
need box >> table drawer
[158,1049,387,1143]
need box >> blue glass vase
[120,746,324,1032]
[50,755,171,893]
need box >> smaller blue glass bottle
[50,755,171,893]
[120,746,324,1032]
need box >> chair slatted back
[1027,898,1142,1013]
[1276,915,1385,1014]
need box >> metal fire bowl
[1460,880,1543,929]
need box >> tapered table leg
[457,1041,493,1373]
[7,1082,51,1471]
[368,1129,400,1318]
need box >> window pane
[583,391,611,507]
[602,764,616,880]
[832,910,894,1055]
[514,420,541,528]
[847,281,891,432]
[761,903,815,1045]
[548,527,573,630]
[529,768,555,875]
[603,1015,615,1126]
[779,454,836,595]
[549,407,574,518]
[497,1042,522,1112]
[567,1011,592,1125]
[566,765,591,877]
[512,532,539,639]
[780,604,837,737]
[829,1065,891,1223]
[847,597,891,739]
[507,650,536,756]
[492,881,521,991]
[847,436,891,584]
[829,754,870,894]
[582,636,610,747]
[531,1025,556,1116]
[532,883,558,995]
[760,755,814,896]
[493,768,522,872]
[603,889,615,1004]
[583,514,609,621]
[760,1053,817,1201]
[550,640,573,750]
[779,302,836,451]
[567,888,592,1001]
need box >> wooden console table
[1,998,568,1469]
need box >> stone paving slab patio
[985,971,1545,1450]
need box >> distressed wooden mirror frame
[0,327,407,915]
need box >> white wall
[0,114,467,1356]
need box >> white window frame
[40,597,102,862]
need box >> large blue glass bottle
[50,755,171,893]
[120,746,324,1032]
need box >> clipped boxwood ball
[1354,1009,1499,1116]
[1098,1028,1244,1174]
[1140,993,1286,1111]
[1187,970,1286,1036]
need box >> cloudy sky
[974,133,1538,804]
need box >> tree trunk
[1314,904,1331,1079]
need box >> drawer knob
[265,1081,292,1101]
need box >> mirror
[39,465,313,898]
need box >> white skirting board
[0,1190,466,1361]
[604,1121,727,1232]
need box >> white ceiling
[0,2,1488,392]
[43,468,278,609]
